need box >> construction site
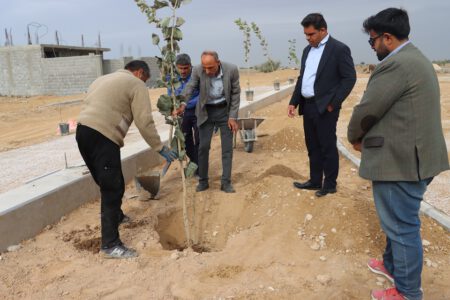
[1,1,450,299]
[0,64,448,299]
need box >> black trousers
[302,101,340,189]
[181,108,199,166]
[198,105,233,184]
[76,124,125,249]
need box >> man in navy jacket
[169,54,200,167]
[288,13,356,197]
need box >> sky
[1,0,449,66]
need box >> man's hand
[172,103,186,117]
[287,105,297,118]
[158,145,178,162]
[228,118,239,133]
[353,142,362,152]
[327,104,334,112]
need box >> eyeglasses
[368,34,382,47]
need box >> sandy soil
[0,91,449,299]
[0,69,298,152]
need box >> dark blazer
[182,62,241,126]
[289,36,356,115]
[348,43,449,181]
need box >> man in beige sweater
[76,60,176,259]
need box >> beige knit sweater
[78,69,163,151]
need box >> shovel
[134,162,171,199]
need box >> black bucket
[273,82,280,91]
[59,123,70,136]
[246,90,254,102]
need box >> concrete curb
[337,139,450,232]
[0,84,294,252]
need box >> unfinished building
[0,44,160,96]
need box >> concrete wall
[102,57,131,75]
[0,46,103,96]
[0,45,161,96]
[0,45,44,96]
[41,54,103,95]
[103,56,161,88]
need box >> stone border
[337,139,450,231]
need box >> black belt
[304,96,315,103]
[206,101,227,108]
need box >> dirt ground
[0,69,298,152]
[1,75,450,299]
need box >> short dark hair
[124,60,150,77]
[176,53,191,65]
[363,8,410,40]
[301,13,327,30]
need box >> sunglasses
[368,34,382,47]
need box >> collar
[180,72,191,82]
[382,40,410,62]
[215,64,223,78]
[314,34,329,49]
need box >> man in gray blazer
[348,8,449,300]
[181,51,240,193]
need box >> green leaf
[151,33,160,45]
[175,127,185,143]
[175,17,185,27]
[184,161,198,178]
[165,52,176,63]
[155,79,167,88]
[170,137,179,153]
[162,27,171,40]
[153,0,169,9]
[173,81,182,91]
[172,28,183,41]
[169,0,183,8]
[178,150,186,160]
[157,94,173,114]
[161,17,171,28]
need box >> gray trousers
[198,105,233,184]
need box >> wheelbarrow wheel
[244,141,254,153]
[244,130,255,153]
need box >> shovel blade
[135,171,160,197]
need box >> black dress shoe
[220,183,235,193]
[293,181,322,190]
[315,188,337,197]
[196,182,209,192]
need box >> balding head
[201,50,220,77]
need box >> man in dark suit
[181,51,240,193]
[288,13,356,197]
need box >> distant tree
[287,39,300,68]
[254,59,281,73]
[251,22,277,73]
[234,18,252,91]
